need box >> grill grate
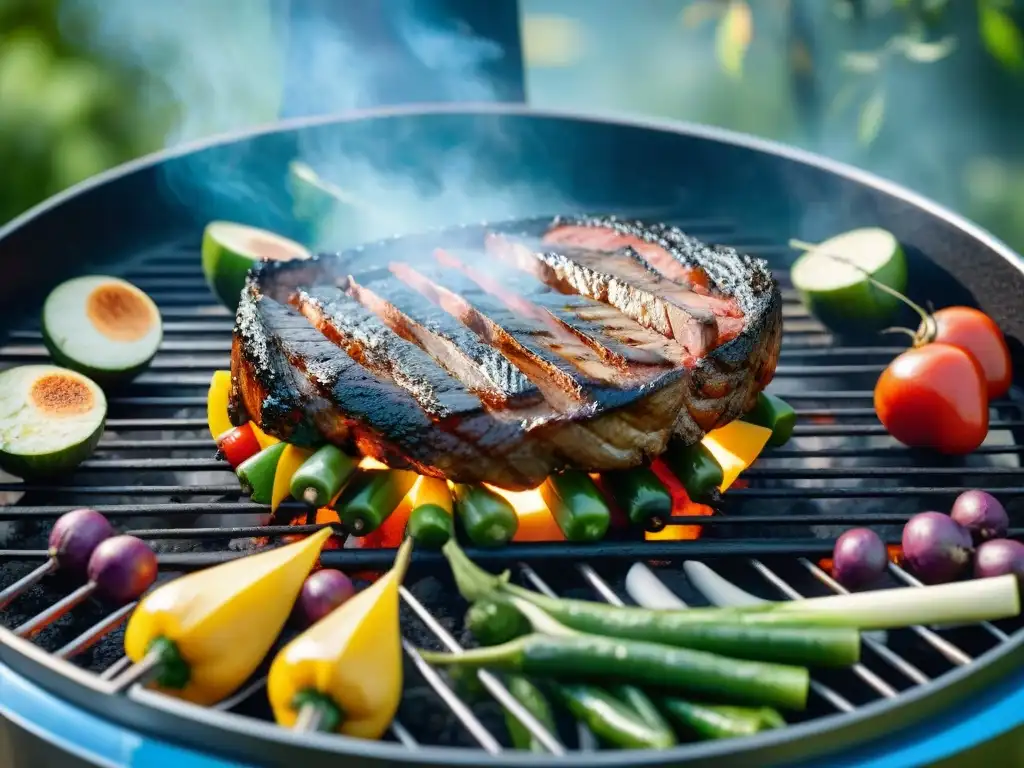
[0,217,1021,760]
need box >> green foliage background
[3,0,1024,256]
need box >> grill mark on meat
[345,274,541,409]
[293,287,484,422]
[441,242,670,369]
[490,239,720,356]
[544,223,715,292]
[390,261,591,411]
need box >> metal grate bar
[398,586,565,755]
[748,561,899,699]
[55,602,136,660]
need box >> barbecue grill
[2,104,1024,768]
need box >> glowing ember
[485,485,565,542]
[648,458,715,540]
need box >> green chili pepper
[336,469,416,534]
[555,684,675,750]
[452,484,518,547]
[742,393,797,447]
[465,598,531,648]
[236,442,287,504]
[419,633,810,711]
[289,445,358,507]
[660,698,785,740]
[539,471,611,542]
[601,468,672,527]
[407,504,454,549]
[504,674,558,752]
[661,440,724,502]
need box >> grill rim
[2,104,1024,765]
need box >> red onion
[296,569,355,626]
[974,539,1024,579]
[832,528,888,589]
[87,535,158,603]
[950,490,1008,543]
[48,508,114,575]
[902,512,973,584]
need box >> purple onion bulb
[87,535,158,603]
[901,512,974,585]
[296,569,355,627]
[832,528,888,589]
[950,490,1008,544]
[48,508,114,576]
[974,539,1024,579]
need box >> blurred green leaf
[715,0,753,79]
[841,50,883,73]
[898,35,958,63]
[858,88,886,146]
[979,2,1024,71]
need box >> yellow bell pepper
[250,421,280,450]
[124,527,332,706]
[700,420,773,492]
[267,537,412,739]
[272,444,314,513]
[207,371,233,440]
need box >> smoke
[61,0,562,249]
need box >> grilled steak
[230,215,783,489]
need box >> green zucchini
[202,221,311,310]
[790,228,907,332]
[539,471,611,542]
[289,445,357,507]
[601,468,672,526]
[236,442,287,504]
[742,393,797,447]
[661,441,724,502]
[336,469,417,534]
[0,365,106,477]
[42,276,162,386]
[452,484,518,547]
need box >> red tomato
[216,423,261,468]
[874,343,989,454]
[920,307,1012,399]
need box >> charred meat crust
[231,215,782,488]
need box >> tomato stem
[788,238,937,344]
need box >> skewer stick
[0,559,57,611]
[13,582,94,638]
[107,651,162,694]
[294,703,325,732]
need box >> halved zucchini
[0,365,106,477]
[42,276,162,386]
[201,222,311,310]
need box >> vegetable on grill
[42,276,162,385]
[87,535,158,604]
[202,221,311,311]
[661,441,724,502]
[271,444,314,513]
[611,684,677,748]
[207,370,234,441]
[290,445,358,508]
[556,683,676,749]
[539,471,611,542]
[405,477,454,549]
[874,342,989,455]
[831,528,888,590]
[125,527,331,706]
[215,423,262,469]
[504,675,558,752]
[445,542,861,667]
[295,568,355,627]
[453,483,519,547]
[700,421,773,492]
[268,538,413,739]
[337,469,417,535]
[974,539,1024,579]
[741,392,797,447]
[789,229,907,332]
[236,442,287,505]
[597,468,671,528]
[661,699,785,740]
[919,306,1012,399]
[48,508,114,576]
[902,511,973,584]
[950,490,1008,543]
[465,598,531,648]
[418,633,810,711]
[0,365,107,478]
